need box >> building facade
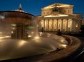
[38,3,81,33]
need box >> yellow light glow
[56,5,70,7]
[68,20,72,28]
[33,35,41,43]
[18,40,27,47]
[34,36,40,40]
[0,15,5,19]
[60,44,67,48]
[12,27,15,30]
[0,36,11,39]
[41,20,44,27]
[28,35,32,38]
[43,3,71,9]
[60,39,65,43]
[11,24,16,26]
[31,32,34,34]
[76,24,78,27]
[0,37,4,39]
[44,14,68,17]
[47,33,51,37]
[68,25,70,28]
[59,14,68,17]
[11,31,13,34]
[43,6,53,9]
[4,36,11,38]
[39,32,43,36]
[0,32,2,34]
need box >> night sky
[0,0,84,16]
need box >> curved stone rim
[34,35,81,62]
[0,35,81,62]
[0,33,68,61]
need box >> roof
[0,11,35,24]
[42,3,73,10]
[0,11,35,19]
[0,4,35,18]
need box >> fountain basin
[0,33,68,61]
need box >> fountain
[0,5,82,62]
[0,16,69,61]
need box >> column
[50,19,52,31]
[48,19,49,31]
[57,19,58,30]
[53,19,58,31]
[44,19,46,31]
[63,19,67,32]
[48,19,50,31]
[58,19,62,31]
[67,19,68,32]
[49,19,52,31]
[45,19,48,31]
[53,19,56,31]
[44,19,45,31]
[62,19,63,32]
[68,19,72,32]
[68,19,70,32]
[52,19,53,31]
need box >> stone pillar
[57,19,58,31]
[48,19,49,31]
[44,19,45,31]
[52,19,54,31]
[62,19,63,32]
[53,19,55,31]
[67,19,68,32]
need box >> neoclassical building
[38,3,82,33]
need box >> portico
[38,3,81,33]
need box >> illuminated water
[0,20,68,60]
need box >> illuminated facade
[38,3,81,33]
